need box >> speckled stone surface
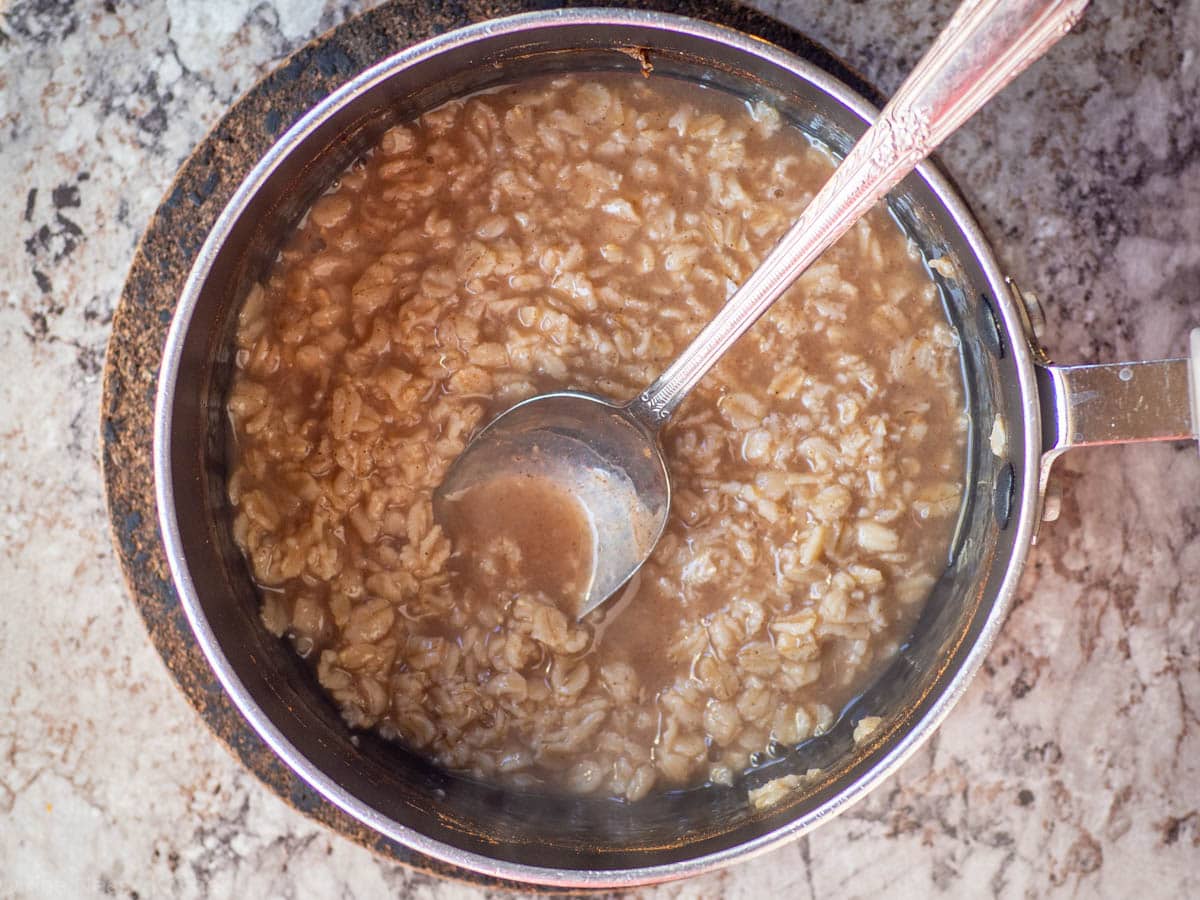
[3,1,1199,898]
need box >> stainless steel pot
[154,8,1200,888]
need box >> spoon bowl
[434,392,671,617]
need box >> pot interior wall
[164,21,1029,871]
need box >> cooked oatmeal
[226,73,966,801]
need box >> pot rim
[154,7,1043,887]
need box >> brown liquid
[440,474,595,613]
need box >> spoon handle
[625,0,1089,430]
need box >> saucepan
[153,8,1199,888]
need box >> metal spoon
[435,0,1089,618]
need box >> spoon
[435,0,1089,618]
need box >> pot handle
[1032,327,1199,527]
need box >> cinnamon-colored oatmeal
[226,72,966,801]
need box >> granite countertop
[2,0,1197,897]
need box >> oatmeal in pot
[226,73,966,801]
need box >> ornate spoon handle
[627,0,1090,429]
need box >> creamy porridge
[226,73,966,801]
